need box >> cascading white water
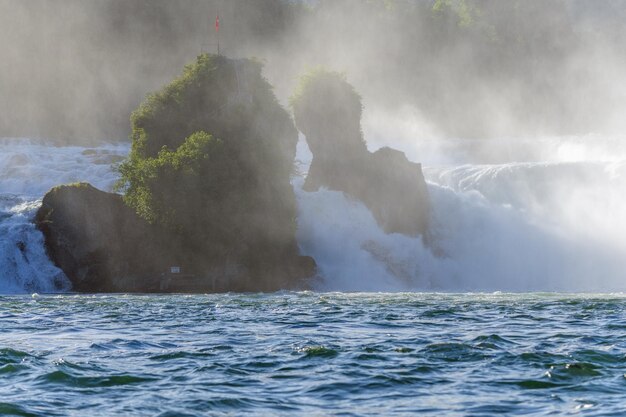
[0,138,129,293]
[295,133,626,292]
[1,134,625,293]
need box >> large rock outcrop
[36,54,316,292]
[291,70,430,237]
[35,183,166,292]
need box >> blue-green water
[2,292,626,416]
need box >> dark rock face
[36,183,316,292]
[303,146,430,237]
[35,183,164,292]
[292,71,430,237]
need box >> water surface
[2,292,625,416]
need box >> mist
[2,0,626,143]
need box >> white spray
[0,138,128,293]
[294,123,626,292]
[1,132,625,293]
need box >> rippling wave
[1,293,625,416]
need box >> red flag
[215,15,219,33]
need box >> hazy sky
[1,0,626,143]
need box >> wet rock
[292,70,430,237]
[35,183,165,292]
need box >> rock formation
[36,54,316,292]
[291,70,430,237]
[35,183,166,292]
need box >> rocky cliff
[35,183,166,292]
[292,70,430,237]
[36,54,316,292]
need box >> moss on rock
[38,54,315,292]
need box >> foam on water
[1,134,626,293]
[0,138,129,293]
[295,134,626,292]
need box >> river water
[2,292,626,416]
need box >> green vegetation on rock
[291,69,365,159]
[37,53,315,292]
[115,53,308,284]
[290,68,361,112]
[432,0,476,28]
[119,131,224,227]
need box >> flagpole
[216,14,220,55]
